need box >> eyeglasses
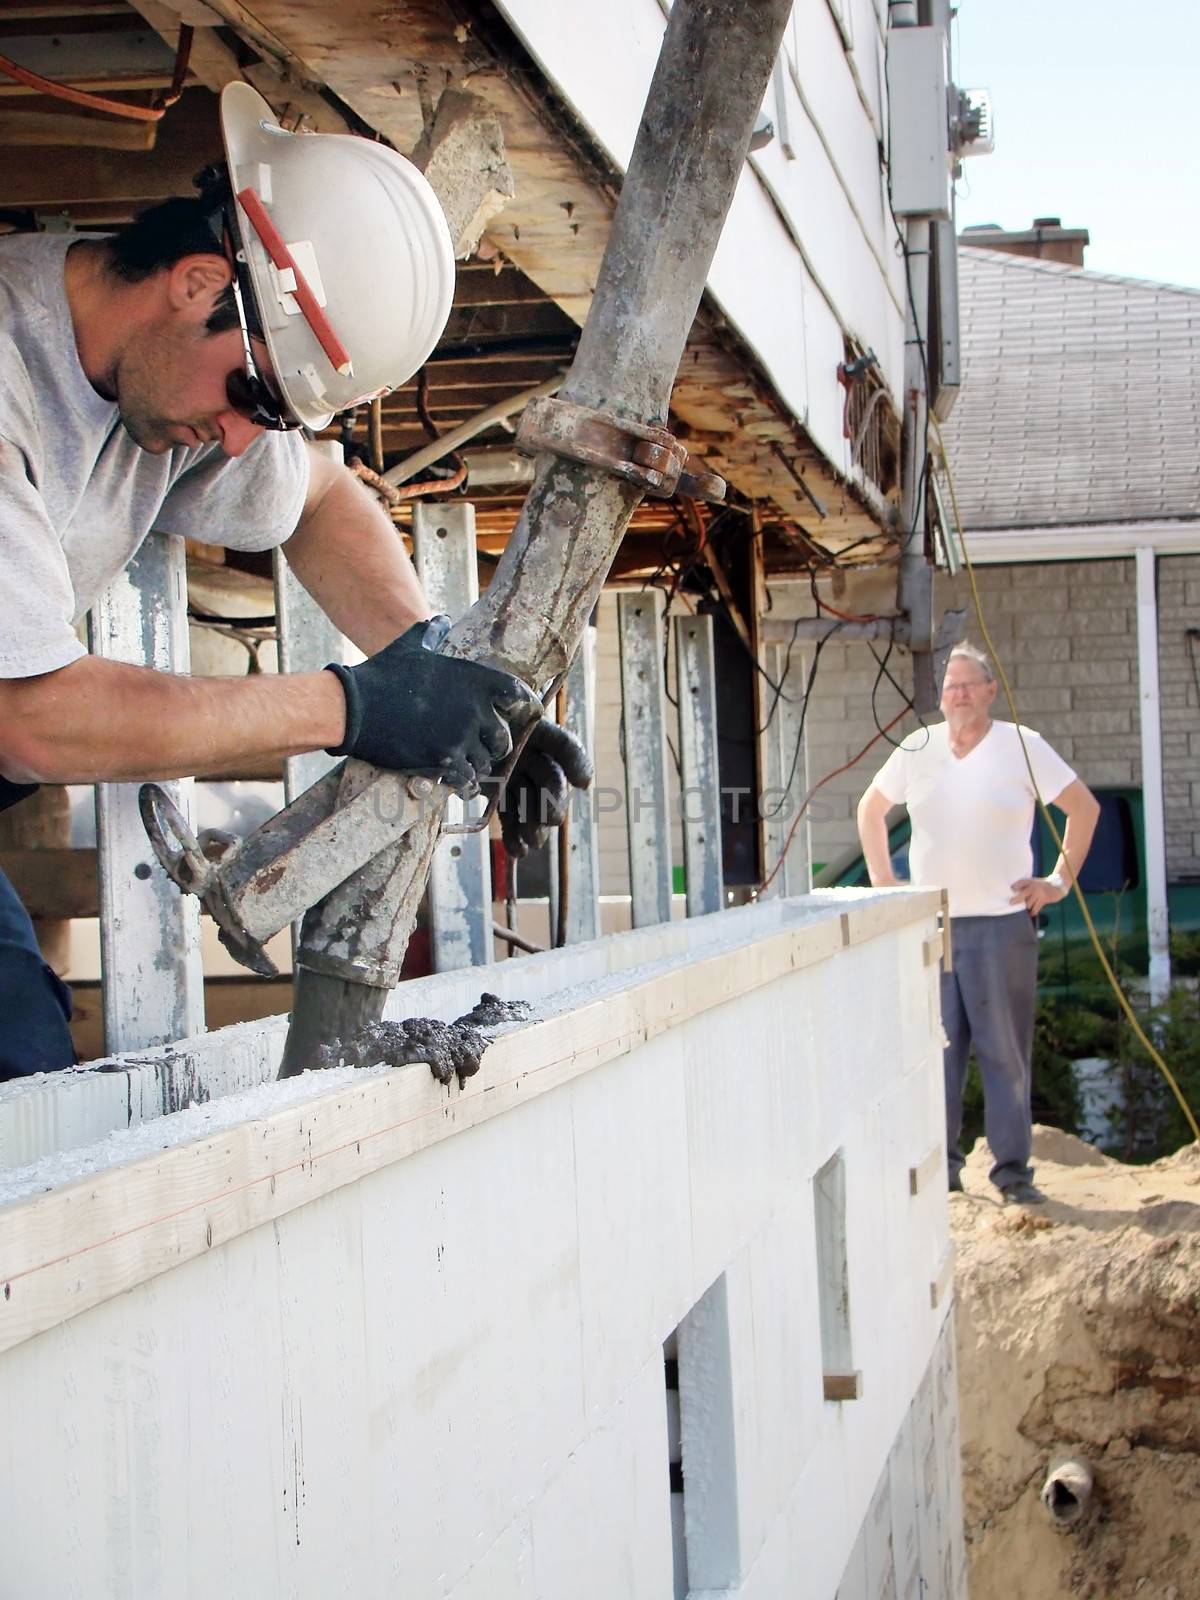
[225,267,302,432]
[942,678,990,693]
[221,201,302,433]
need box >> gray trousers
[941,912,1038,1191]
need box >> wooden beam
[908,1143,944,1197]
[0,110,157,149]
[449,268,555,309]
[0,74,178,97]
[702,538,751,654]
[823,1371,863,1402]
[124,0,353,134]
[929,1243,956,1310]
[0,1,130,16]
[0,849,98,922]
[0,88,218,207]
[0,32,178,84]
[441,301,572,343]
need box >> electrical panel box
[930,210,961,419]
[887,26,951,219]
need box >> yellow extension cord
[929,412,1200,1144]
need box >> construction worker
[855,643,1100,1205]
[0,85,585,1081]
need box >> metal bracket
[139,785,280,978]
[515,394,726,503]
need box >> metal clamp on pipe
[515,394,726,503]
[139,771,436,978]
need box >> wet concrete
[318,993,533,1087]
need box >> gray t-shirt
[0,233,309,678]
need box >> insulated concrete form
[0,890,961,1598]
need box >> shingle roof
[939,249,1200,530]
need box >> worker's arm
[856,784,900,888]
[280,444,430,655]
[0,656,348,783]
[0,450,436,784]
[1010,778,1101,914]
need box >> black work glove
[0,777,38,815]
[495,719,594,859]
[326,616,543,794]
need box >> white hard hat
[218,82,456,430]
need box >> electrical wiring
[0,28,193,123]
[756,616,803,735]
[808,566,884,625]
[756,707,910,897]
[867,630,929,751]
[931,410,1200,1143]
[760,623,841,820]
[684,503,789,702]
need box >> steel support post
[758,640,811,899]
[618,591,674,927]
[90,532,204,1052]
[280,0,795,1073]
[1135,546,1171,1003]
[551,626,602,944]
[413,501,492,970]
[675,612,724,916]
[275,440,347,802]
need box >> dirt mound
[1029,1126,1111,1168]
[952,1127,1200,1600]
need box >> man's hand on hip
[1010,875,1068,914]
[326,616,543,793]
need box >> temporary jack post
[262,0,799,1071]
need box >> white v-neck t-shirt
[871,719,1076,918]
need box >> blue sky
[951,0,1200,290]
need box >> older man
[856,643,1100,1203]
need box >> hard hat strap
[235,186,355,380]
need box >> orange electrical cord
[0,26,193,123]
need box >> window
[669,1276,741,1591]
[814,1150,860,1402]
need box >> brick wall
[1157,555,1200,877]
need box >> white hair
[946,643,995,682]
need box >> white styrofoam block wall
[0,898,958,1598]
[0,894,824,1176]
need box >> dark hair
[106,195,241,336]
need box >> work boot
[1001,1180,1046,1206]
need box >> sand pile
[951,1127,1200,1600]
